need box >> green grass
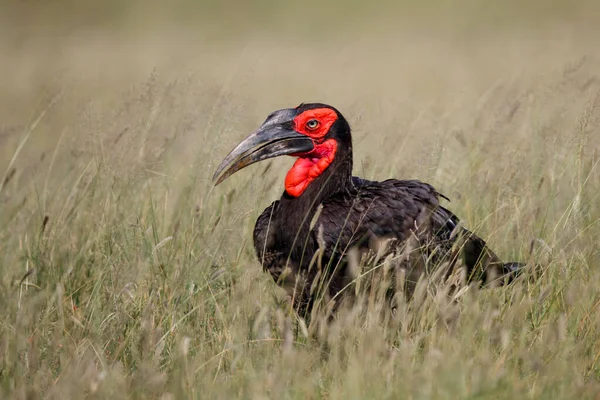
[1,3,600,398]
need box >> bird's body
[214,103,522,318]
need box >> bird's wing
[317,179,442,249]
[316,179,504,284]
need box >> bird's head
[213,103,352,197]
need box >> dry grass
[1,2,600,398]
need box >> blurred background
[2,0,599,163]
[2,0,599,254]
[1,2,600,398]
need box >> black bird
[213,103,523,318]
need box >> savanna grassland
[1,1,600,398]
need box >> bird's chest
[267,218,317,262]
[254,204,322,275]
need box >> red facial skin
[292,108,338,139]
[284,108,338,197]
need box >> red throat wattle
[283,107,340,197]
[285,139,338,197]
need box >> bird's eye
[306,119,320,130]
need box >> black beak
[212,109,314,185]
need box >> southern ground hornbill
[213,103,523,318]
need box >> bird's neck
[278,145,353,243]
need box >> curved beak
[212,110,314,185]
